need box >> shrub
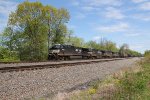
[0,47,19,62]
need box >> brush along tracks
[0,58,128,73]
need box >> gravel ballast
[0,58,140,100]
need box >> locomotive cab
[49,44,63,53]
[48,44,64,60]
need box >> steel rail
[0,58,128,73]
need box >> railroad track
[0,58,128,73]
[0,60,54,64]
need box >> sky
[0,0,150,53]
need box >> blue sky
[0,0,150,53]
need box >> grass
[111,66,150,100]
[0,58,20,62]
[65,58,150,100]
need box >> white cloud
[132,13,150,21]
[130,44,144,52]
[0,18,7,25]
[71,0,80,6]
[139,2,150,10]
[93,36,101,41]
[0,0,18,16]
[125,33,141,37]
[77,0,122,12]
[86,0,122,7]
[131,0,147,3]
[0,0,18,32]
[105,7,125,19]
[68,24,76,30]
[75,13,86,19]
[95,22,129,33]
[131,45,143,49]
[81,6,96,12]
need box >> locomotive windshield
[51,45,61,49]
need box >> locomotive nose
[49,49,60,53]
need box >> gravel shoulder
[0,58,140,100]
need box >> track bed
[0,58,126,73]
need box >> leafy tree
[52,24,68,44]
[68,36,84,47]
[8,1,49,61]
[47,7,70,46]
[144,50,150,62]
[98,38,118,51]
[0,46,4,59]
[0,34,2,45]
[0,46,19,61]
[144,50,150,56]
[119,44,129,57]
[1,27,14,51]
[5,1,70,61]
[66,29,73,43]
[64,30,84,47]
[85,41,100,49]
[78,38,119,51]
[127,49,142,57]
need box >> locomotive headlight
[50,50,60,53]
[88,52,92,54]
[52,50,60,53]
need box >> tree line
[0,1,141,62]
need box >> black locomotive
[48,44,82,60]
[48,44,127,60]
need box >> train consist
[48,44,132,60]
